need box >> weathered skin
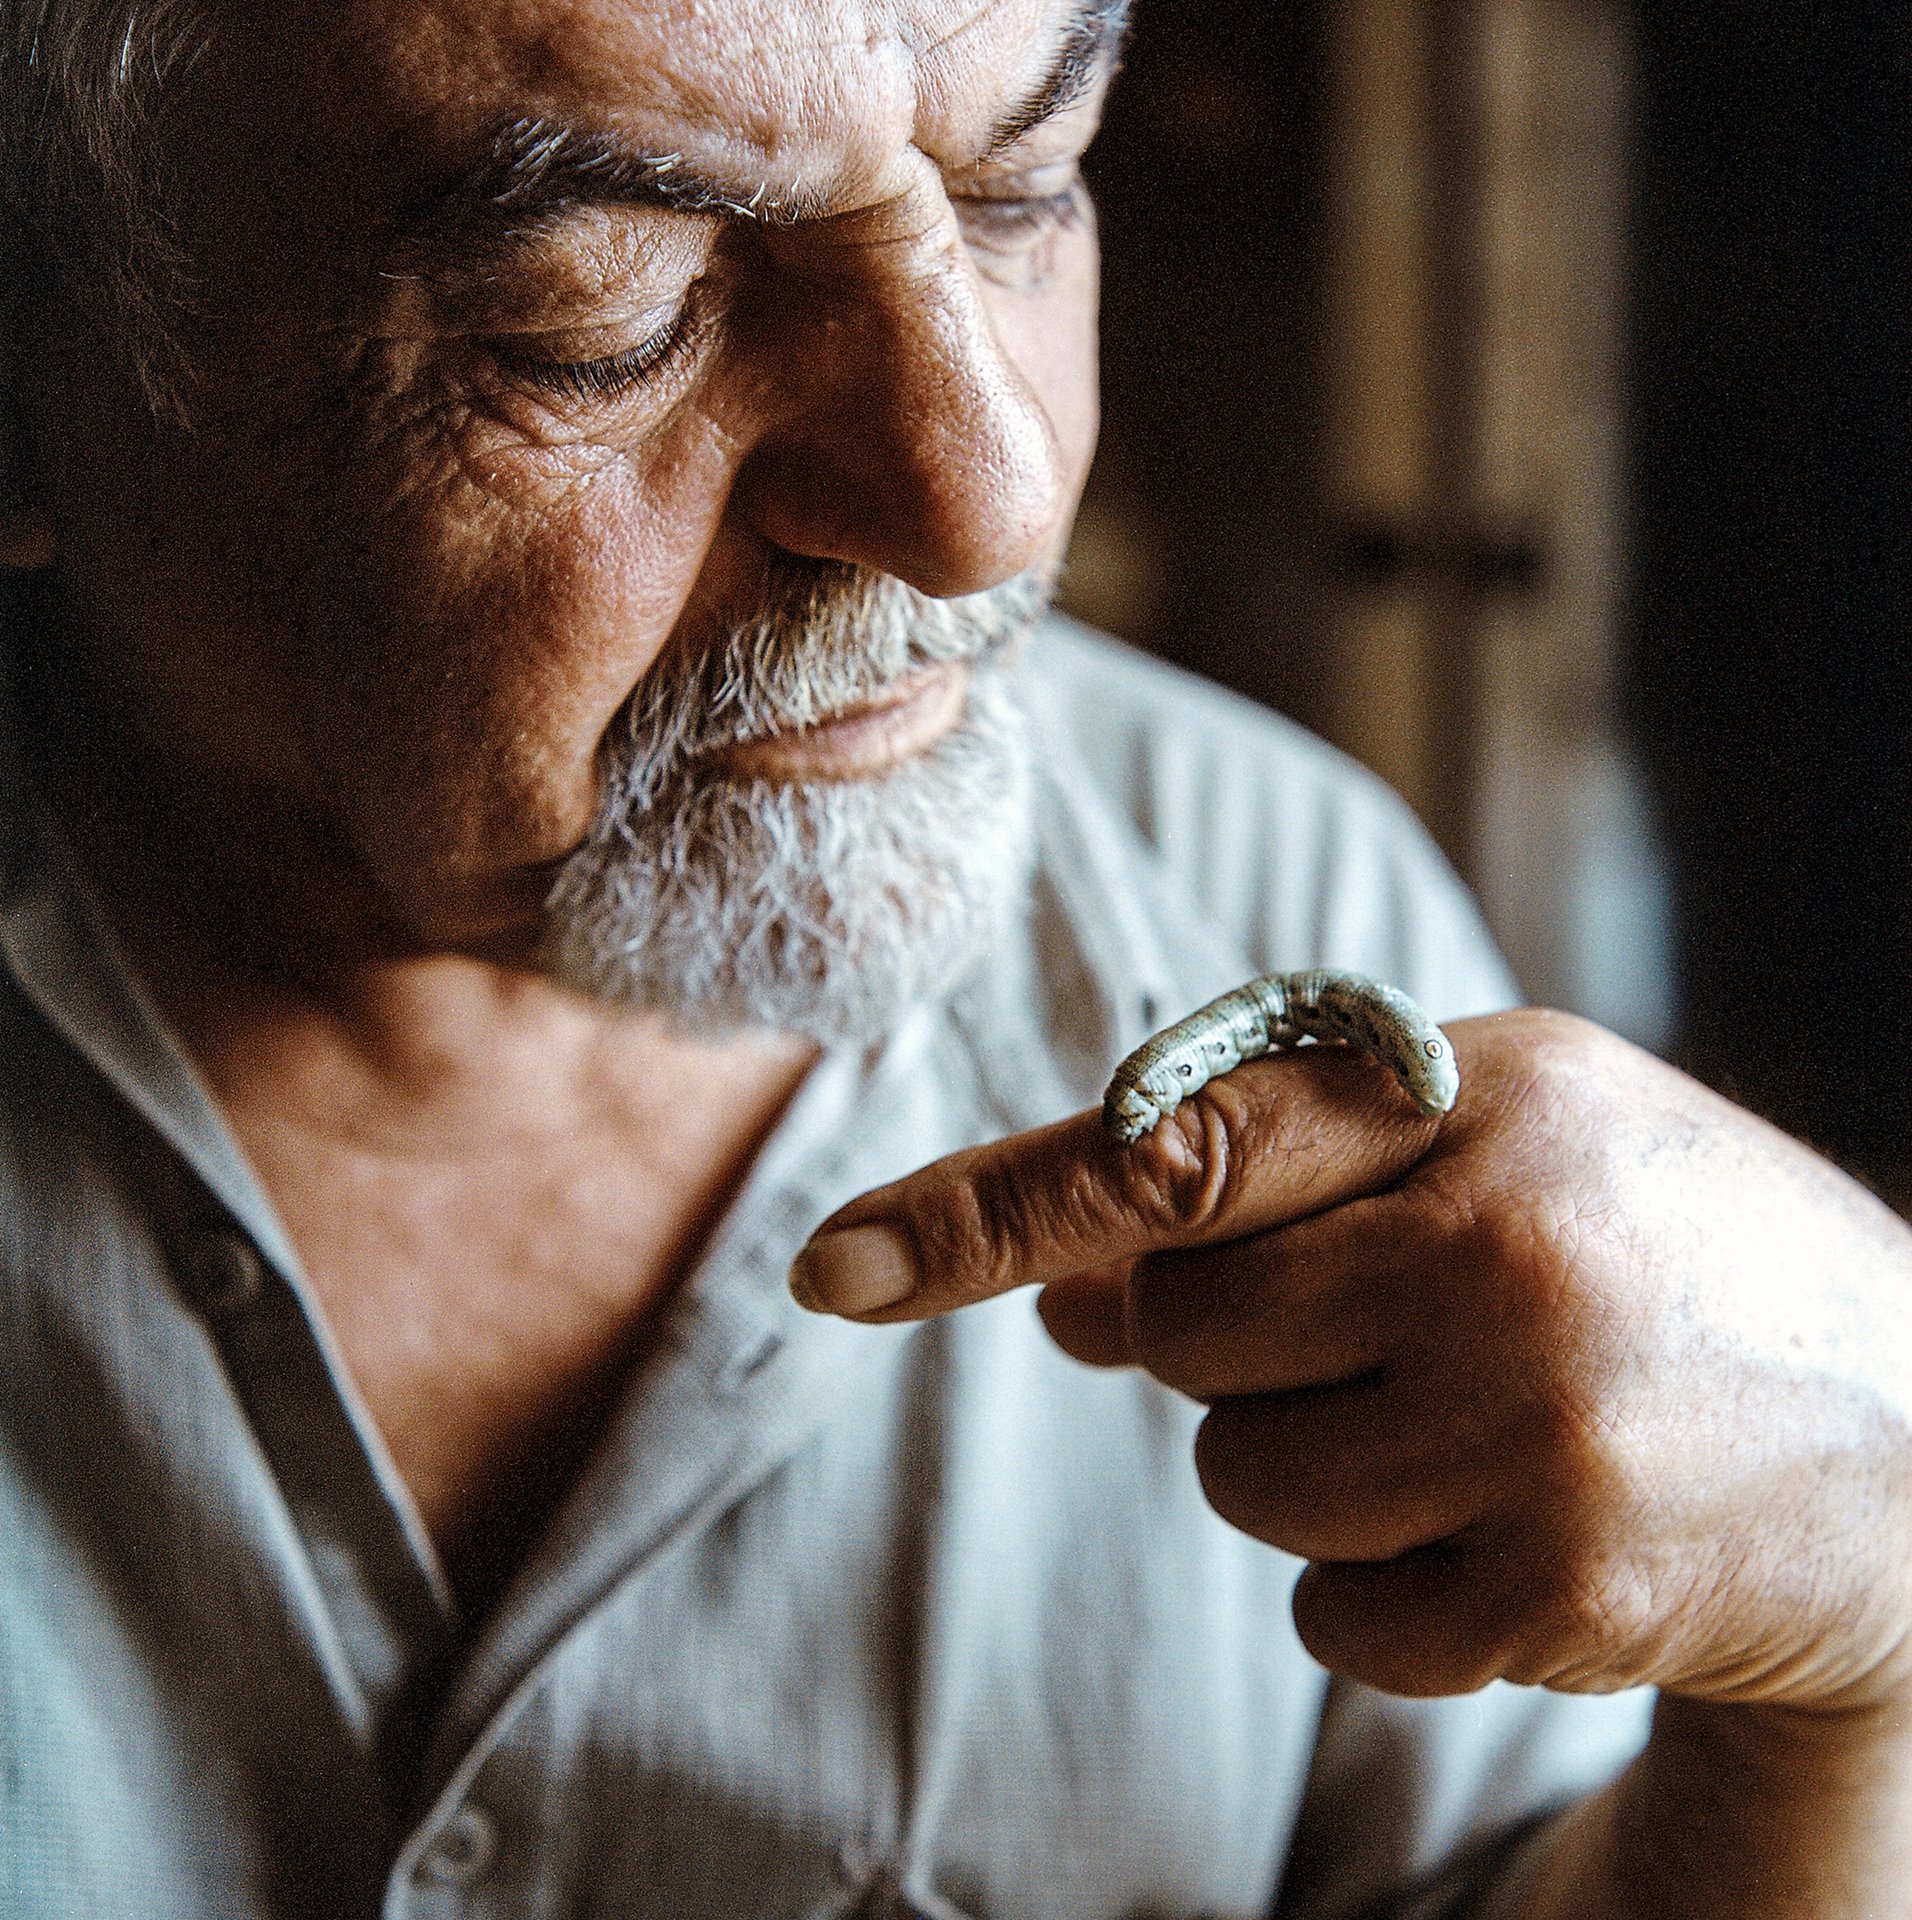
[1102,970,1459,1143]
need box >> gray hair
[0,0,212,422]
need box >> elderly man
[2,1,1910,1915]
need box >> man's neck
[166,943,816,1170]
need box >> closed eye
[953,181,1087,246]
[489,299,704,406]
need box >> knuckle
[1492,1374,1634,1547]
[1461,1418,1659,1685]
[1292,1554,1502,1698]
[1468,1204,1569,1321]
[1537,1546,1659,1671]
[1124,1250,1228,1387]
[1438,1179,1593,1346]
[1506,1006,1602,1081]
[1111,1094,1244,1240]
[1490,1009,1619,1140]
[1380,1472,1475,1557]
[1192,1403,1266,1531]
[914,1161,1039,1303]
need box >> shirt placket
[176,1209,463,1750]
[381,1012,1011,1916]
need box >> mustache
[606,560,1053,803]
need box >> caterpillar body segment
[1101,970,1460,1144]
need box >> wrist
[1601,1692,1912,1918]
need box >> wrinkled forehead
[273,0,1086,209]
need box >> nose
[733,209,1072,599]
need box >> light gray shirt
[0,620,1649,1920]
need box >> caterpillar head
[1103,1050,1195,1142]
[1411,1034,1462,1116]
[1102,1084,1164,1143]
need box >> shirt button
[183,1231,266,1315]
[418,1805,499,1889]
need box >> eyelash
[955,182,1087,243]
[493,305,698,406]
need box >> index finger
[788,1045,1448,1320]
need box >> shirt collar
[0,760,309,1285]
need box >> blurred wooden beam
[1320,0,1441,824]
[1319,0,1634,1011]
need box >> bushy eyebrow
[422,119,817,237]
[389,0,1133,261]
[983,0,1133,158]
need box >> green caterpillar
[1102,970,1461,1144]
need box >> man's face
[28,0,1114,975]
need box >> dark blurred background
[1062,0,1910,1198]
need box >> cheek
[991,242,1102,510]
[307,395,739,885]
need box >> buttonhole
[720,1330,786,1392]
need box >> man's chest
[282,1145,686,1597]
[224,1099,790,1606]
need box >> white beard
[540,564,1044,1043]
